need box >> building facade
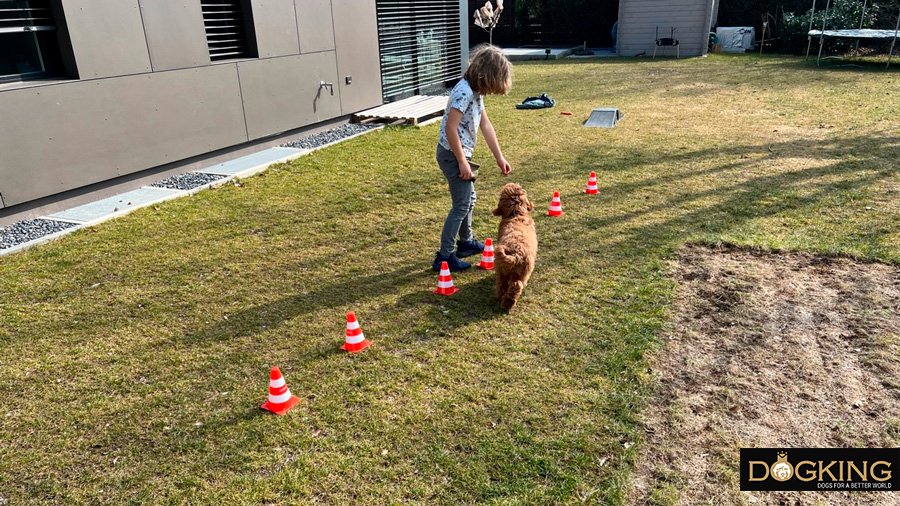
[0,0,467,211]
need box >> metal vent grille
[201,0,251,61]
[376,0,462,101]
[0,0,55,34]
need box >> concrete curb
[0,126,382,257]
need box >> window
[201,0,255,61]
[0,0,61,82]
[376,0,462,101]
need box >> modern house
[1,0,719,215]
[0,0,467,213]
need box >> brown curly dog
[492,183,538,310]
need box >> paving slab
[501,46,581,61]
[48,187,181,223]
[197,147,305,176]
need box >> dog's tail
[494,243,528,267]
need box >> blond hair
[463,44,512,96]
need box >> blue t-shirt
[438,79,484,158]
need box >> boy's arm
[480,109,511,175]
[445,108,473,180]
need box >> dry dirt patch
[631,245,900,506]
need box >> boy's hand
[459,161,474,180]
[497,157,512,175]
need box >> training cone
[477,238,495,270]
[433,261,459,295]
[584,172,599,194]
[547,191,564,216]
[261,367,300,415]
[341,311,372,353]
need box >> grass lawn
[0,54,898,505]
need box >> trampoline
[804,0,900,67]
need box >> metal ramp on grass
[353,95,447,126]
[584,108,624,128]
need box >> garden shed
[616,0,720,57]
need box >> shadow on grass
[395,274,506,342]
[180,131,899,350]
[182,263,424,343]
[517,131,900,267]
[184,264,506,349]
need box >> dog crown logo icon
[771,452,794,481]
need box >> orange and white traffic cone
[341,311,371,353]
[584,172,599,194]
[433,261,459,295]
[547,191,564,216]
[477,238,495,270]
[261,366,300,415]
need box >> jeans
[436,145,476,256]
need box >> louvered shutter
[0,0,55,34]
[201,0,252,61]
[376,0,462,101]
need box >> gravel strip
[150,172,226,190]
[280,123,377,150]
[0,219,77,250]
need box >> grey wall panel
[295,0,335,53]
[0,65,247,206]
[332,0,383,114]
[238,52,342,140]
[60,0,152,78]
[251,0,302,57]
[139,0,211,71]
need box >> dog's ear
[526,200,534,212]
[492,206,503,216]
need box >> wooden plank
[378,98,445,121]
[359,96,429,117]
[356,95,437,117]
[358,101,407,116]
[401,96,443,113]
[352,95,446,125]
[418,109,444,119]
[383,96,435,116]
[351,114,379,124]
[411,96,446,109]
[405,99,446,118]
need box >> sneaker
[455,239,485,258]
[432,251,471,272]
